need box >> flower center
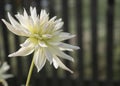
[29,33,52,42]
[33,34,42,40]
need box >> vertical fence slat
[76,0,84,86]
[11,0,24,85]
[106,0,114,86]
[62,0,72,86]
[0,1,11,64]
[91,0,98,85]
[62,0,71,77]
[36,0,42,13]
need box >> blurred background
[0,0,120,86]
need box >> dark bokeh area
[0,0,120,86]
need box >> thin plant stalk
[25,58,34,86]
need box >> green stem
[25,58,34,86]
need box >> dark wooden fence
[0,0,120,86]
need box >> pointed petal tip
[77,46,80,49]
[72,58,74,62]
[1,19,4,21]
[64,67,74,74]
[1,19,9,26]
[37,67,42,72]
[7,12,10,16]
[8,54,13,57]
[70,70,74,74]
[8,53,17,57]
[8,53,18,57]
[1,19,6,23]
[37,69,40,72]
[36,66,40,72]
[7,12,13,20]
[50,61,53,65]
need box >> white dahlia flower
[2,7,79,73]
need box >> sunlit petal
[20,38,31,47]
[38,41,47,47]
[59,32,75,41]
[58,42,80,51]
[2,19,30,36]
[53,56,73,73]
[54,22,64,30]
[1,74,13,79]
[0,62,10,74]
[30,7,38,24]
[48,46,74,62]
[44,48,53,64]
[15,13,28,29]
[8,43,34,57]
[34,49,46,72]
[53,58,58,69]
[8,13,30,35]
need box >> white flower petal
[48,42,61,46]
[23,9,34,28]
[1,74,13,79]
[20,39,31,47]
[48,46,74,62]
[58,43,80,51]
[53,56,73,73]
[44,48,53,64]
[39,41,47,47]
[15,13,28,28]
[0,62,10,74]
[40,10,49,24]
[15,11,34,31]
[8,43,34,57]
[59,48,73,52]
[49,16,57,23]
[23,8,28,18]
[34,49,46,72]
[0,79,8,86]
[8,13,30,35]
[42,16,56,33]
[8,12,20,27]
[42,34,52,38]
[59,32,75,41]
[53,58,58,69]
[0,62,13,80]
[55,22,64,30]
[2,19,30,36]
[30,7,38,24]
[54,18,62,24]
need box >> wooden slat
[91,0,98,85]
[61,0,72,86]
[0,1,10,64]
[75,0,84,86]
[36,0,42,13]
[106,0,115,86]
[61,0,71,77]
[9,0,24,85]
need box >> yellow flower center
[29,33,52,45]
